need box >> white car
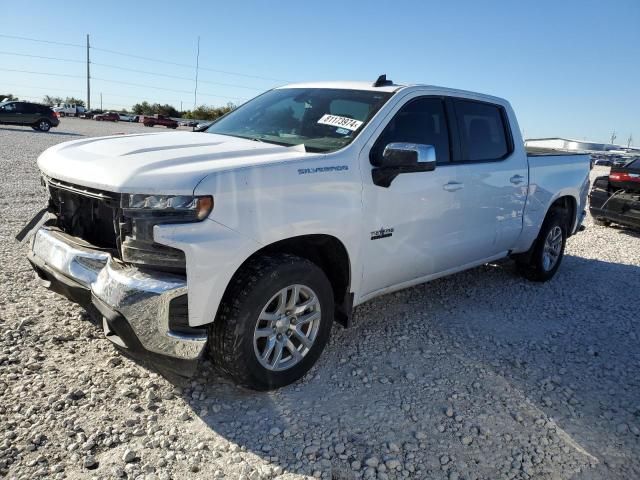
[21,76,590,390]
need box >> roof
[275,81,509,105]
[276,81,404,93]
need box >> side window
[2,103,17,112]
[371,97,450,164]
[22,103,37,114]
[454,100,510,161]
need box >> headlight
[124,194,213,221]
[119,194,214,272]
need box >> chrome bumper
[28,228,207,362]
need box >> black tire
[516,210,567,282]
[209,254,334,390]
[35,119,51,132]
[593,217,611,227]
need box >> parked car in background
[0,101,60,131]
[142,114,178,129]
[20,78,590,390]
[594,158,612,167]
[94,112,120,122]
[590,158,640,230]
[53,103,86,117]
[179,120,198,127]
[118,114,138,122]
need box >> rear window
[454,100,510,161]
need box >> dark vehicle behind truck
[590,158,640,229]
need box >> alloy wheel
[253,284,321,372]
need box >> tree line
[1,93,236,121]
[130,101,236,121]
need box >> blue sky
[1,0,638,144]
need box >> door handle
[443,182,464,192]
[510,174,524,185]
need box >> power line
[0,54,266,91]
[91,76,247,101]
[0,33,84,48]
[93,63,265,90]
[0,51,85,63]
[92,62,194,82]
[90,45,290,83]
[0,68,84,79]
[0,67,247,101]
[1,33,291,84]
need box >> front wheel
[517,211,567,282]
[209,254,334,390]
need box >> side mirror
[381,143,437,170]
[372,143,437,187]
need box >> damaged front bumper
[27,227,207,374]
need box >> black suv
[0,101,60,132]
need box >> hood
[37,132,315,194]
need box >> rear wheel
[209,254,334,390]
[36,119,51,132]
[517,210,567,282]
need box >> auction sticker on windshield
[317,114,364,131]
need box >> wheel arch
[220,234,353,328]
[513,194,577,263]
[548,194,577,235]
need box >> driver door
[359,95,467,296]
[0,102,18,124]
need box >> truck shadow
[0,127,83,136]
[151,254,640,479]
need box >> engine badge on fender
[370,227,394,240]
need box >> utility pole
[180,101,183,113]
[193,36,200,109]
[100,93,103,111]
[86,34,91,110]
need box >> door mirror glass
[382,143,436,171]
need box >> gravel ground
[1,118,639,480]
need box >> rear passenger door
[452,99,528,258]
[20,103,39,124]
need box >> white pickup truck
[52,103,86,117]
[21,76,590,390]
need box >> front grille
[47,177,121,250]
[46,177,186,273]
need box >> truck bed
[526,146,590,157]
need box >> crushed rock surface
[1,120,639,479]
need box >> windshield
[205,88,393,153]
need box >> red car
[94,112,120,122]
[143,114,178,129]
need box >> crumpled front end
[28,227,207,372]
